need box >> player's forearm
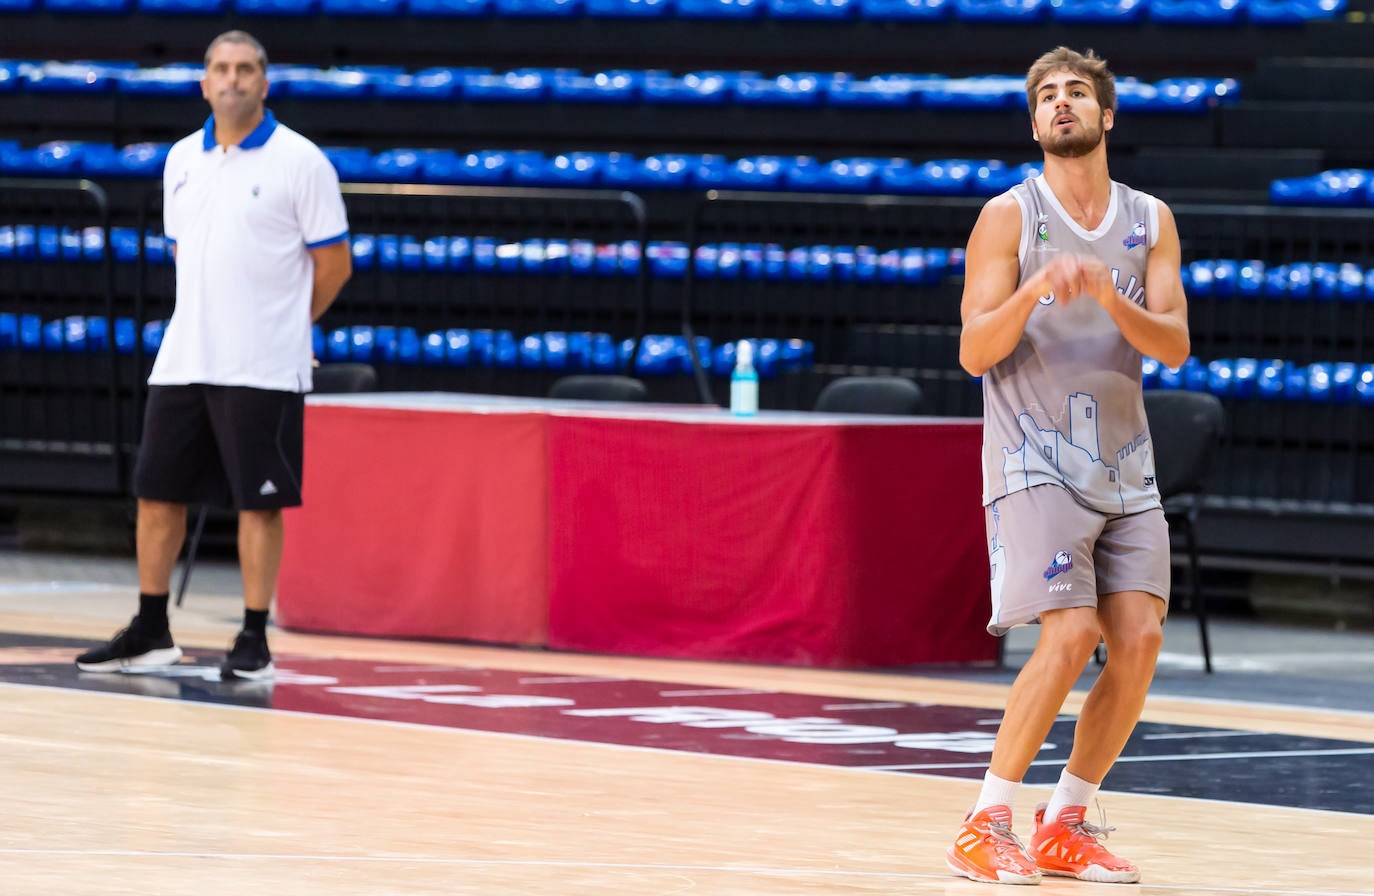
[310,267,350,322]
[959,285,1043,377]
[1100,293,1190,368]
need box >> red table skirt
[278,399,997,667]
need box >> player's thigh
[205,386,305,510]
[986,484,1106,635]
[1095,506,1171,611]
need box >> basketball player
[945,47,1190,885]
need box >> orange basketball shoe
[945,805,1042,885]
[1029,803,1141,883]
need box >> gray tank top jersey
[981,174,1162,516]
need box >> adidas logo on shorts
[258,480,278,496]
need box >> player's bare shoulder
[967,191,1023,257]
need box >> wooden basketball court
[1,592,1371,896]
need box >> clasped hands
[1039,254,1116,309]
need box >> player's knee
[1109,619,1163,662]
[1041,614,1103,660]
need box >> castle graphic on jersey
[1001,392,1125,510]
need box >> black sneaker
[76,617,182,672]
[221,629,274,681]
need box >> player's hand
[1077,256,1117,309]
[1039,255,1082,305]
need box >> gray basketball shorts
[984,483,1170,636]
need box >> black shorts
[133,384,305,510]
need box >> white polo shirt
[152,111,349,392]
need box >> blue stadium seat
[550,70,644,103]
[973,160,1040,195]
[23,62,124,94]
[767,0,854,18]
[1149,0,1246,24]
[785,157,882,193]
[0,141,83,176]
[234,0,320,13]
[119,64,203,96]
[857,0,950,19]
[493,0,584,15]
[0,0,37,10]
[321,0,406,14]
[1270,169,1374,206]
[463,70,550,102]
[288,68,378,99]
[735,72,828,106]
[79,142,170,178]
[138,0,229,12]
[623,154,693,189]
[586,0,672,14]
[677,0,761,15]
[1248,0,1343,23]
[534,152,606,186]
[826,74,919,107]
[923,76,1022,110]
[322,146,374,181]
[954,0,1047,21]
[143,320,166,354]
[373,67,470,101]
[1357,365,1374,405]
[641,71,743,104]
[371,148,428,182]
[1049,0,1145,21]
[709,155,788,190]
[45,0,135,12]
[408,0,490,12]
[878,158,976,195]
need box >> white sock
[1044,770,1099,822]
[972,771,1021,815]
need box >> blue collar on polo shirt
[200,110,279,151]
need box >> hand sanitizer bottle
[730,339,758,416]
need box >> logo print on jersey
[1037,215,1050,242]
[1043,549,1074,580]
[1122,221,1146,250]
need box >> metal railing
[0,178,125,494]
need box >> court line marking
[870,747,1374,771]
[519,675,628,684]
[0,848,1368,894]
[0,582,125,595]
[1142,691,1374,722]
[1143,730,1276,741]
[658,687,774,697]
[4,679,1372,822]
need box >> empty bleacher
[4,0,1374,570]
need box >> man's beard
[1042,117,1106,159]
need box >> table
[277,393,997,667]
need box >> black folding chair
[813,376,924,415]
[549,374,648,402]
[1144,389,1226,673]
[174,363,379,607]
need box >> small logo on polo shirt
[173,173,188,196]
[258,480,278,496]
[251,184,261,198]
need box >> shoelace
[1065,804,1117,844]
[987,819,1033,857]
